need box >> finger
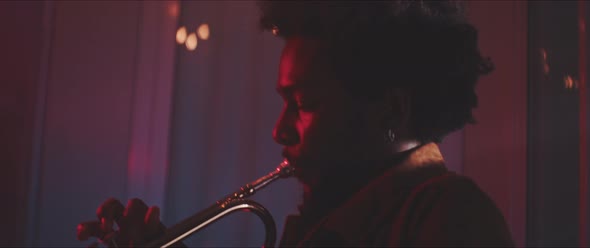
[96,198,125,235]
[100,217,115,235]
[77,221,101,241]
[96,198,125,222]
[145,206,165,239]
[124,198,149,225]
[144,206,159,226]
[120,198,149,241]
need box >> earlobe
[384,128,396,143]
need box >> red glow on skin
[275,37,320,178]
[273,37,385,188]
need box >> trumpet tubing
[145,159,294,248]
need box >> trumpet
[145,159,295,248]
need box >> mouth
[282,149,305,172]
[281,149,322,186]
[282,150,296,165]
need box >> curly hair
[258,0,494,143]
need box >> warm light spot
[197,23,210,40]
[565,75,573,88]
[186,33,198,51]
[540,48,549,75]
[543,64,550,75]
[565,75,575,89]
[272,25,279,36]
[168,2,179,18]
[176,26,187,44]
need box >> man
[78,1,514,246]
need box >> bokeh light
[197,23,210,40]
[176,26,187,44]
[186,33,198,51]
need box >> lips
[282,149,296,164]
[283,150,317,185]
[282,149,304,170]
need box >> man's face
[273,37,383,187]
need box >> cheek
[295,112,316,144]
[296,110,358,152]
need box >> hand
[77,198,166,247]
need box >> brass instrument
[146,159,294,248]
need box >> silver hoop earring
[385,129,395,143]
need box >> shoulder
[414,172,491,202]
[403,172,515,246]
[412,172,505,220]
[408,172,505,228]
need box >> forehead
[277,37,333,94]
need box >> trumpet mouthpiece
[277,159,295,178]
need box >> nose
[272,109,299,146]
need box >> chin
[291,163,323,189]
[285,152,332,184]
[295,173,318,190]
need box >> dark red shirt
[279,143,514,247]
